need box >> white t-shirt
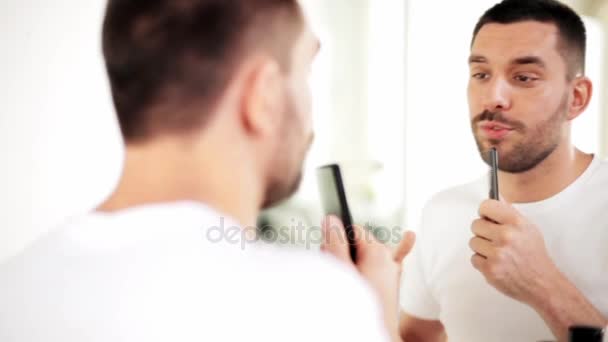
[0,202,388,342]
[400,156,608,342]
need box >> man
[399,0,608,341]
[0,1,414,341]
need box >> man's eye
[472,72,489,80]
[514,75,537,83]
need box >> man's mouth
[479,122,514,140]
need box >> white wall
[0,0,123,261]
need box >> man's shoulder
[0,203,389,341]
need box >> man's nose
[482,77,512,113]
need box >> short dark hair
[102,0,303,142]
[472,0,586,79]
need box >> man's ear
[239,57,283,137]
[567,76,592,121]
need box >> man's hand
[321,215,416,342]
[469,199,561,303]
[470,199,607,342]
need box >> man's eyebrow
[511,56,546,68]
[468,54,547,69]
[468,55,487,64]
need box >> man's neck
[498,144,593,203]
[97,138,262,227]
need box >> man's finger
[478,199,519,225]
[471,218,501,241]
[321,215,351,264]
[393,231,416,263]
[471,253,486,271]
[469,236,494,258]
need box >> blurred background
[1,0,607,261]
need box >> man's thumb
[393,231,416,263]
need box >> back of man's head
[102,0,303,143]
[472,0,586,80]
